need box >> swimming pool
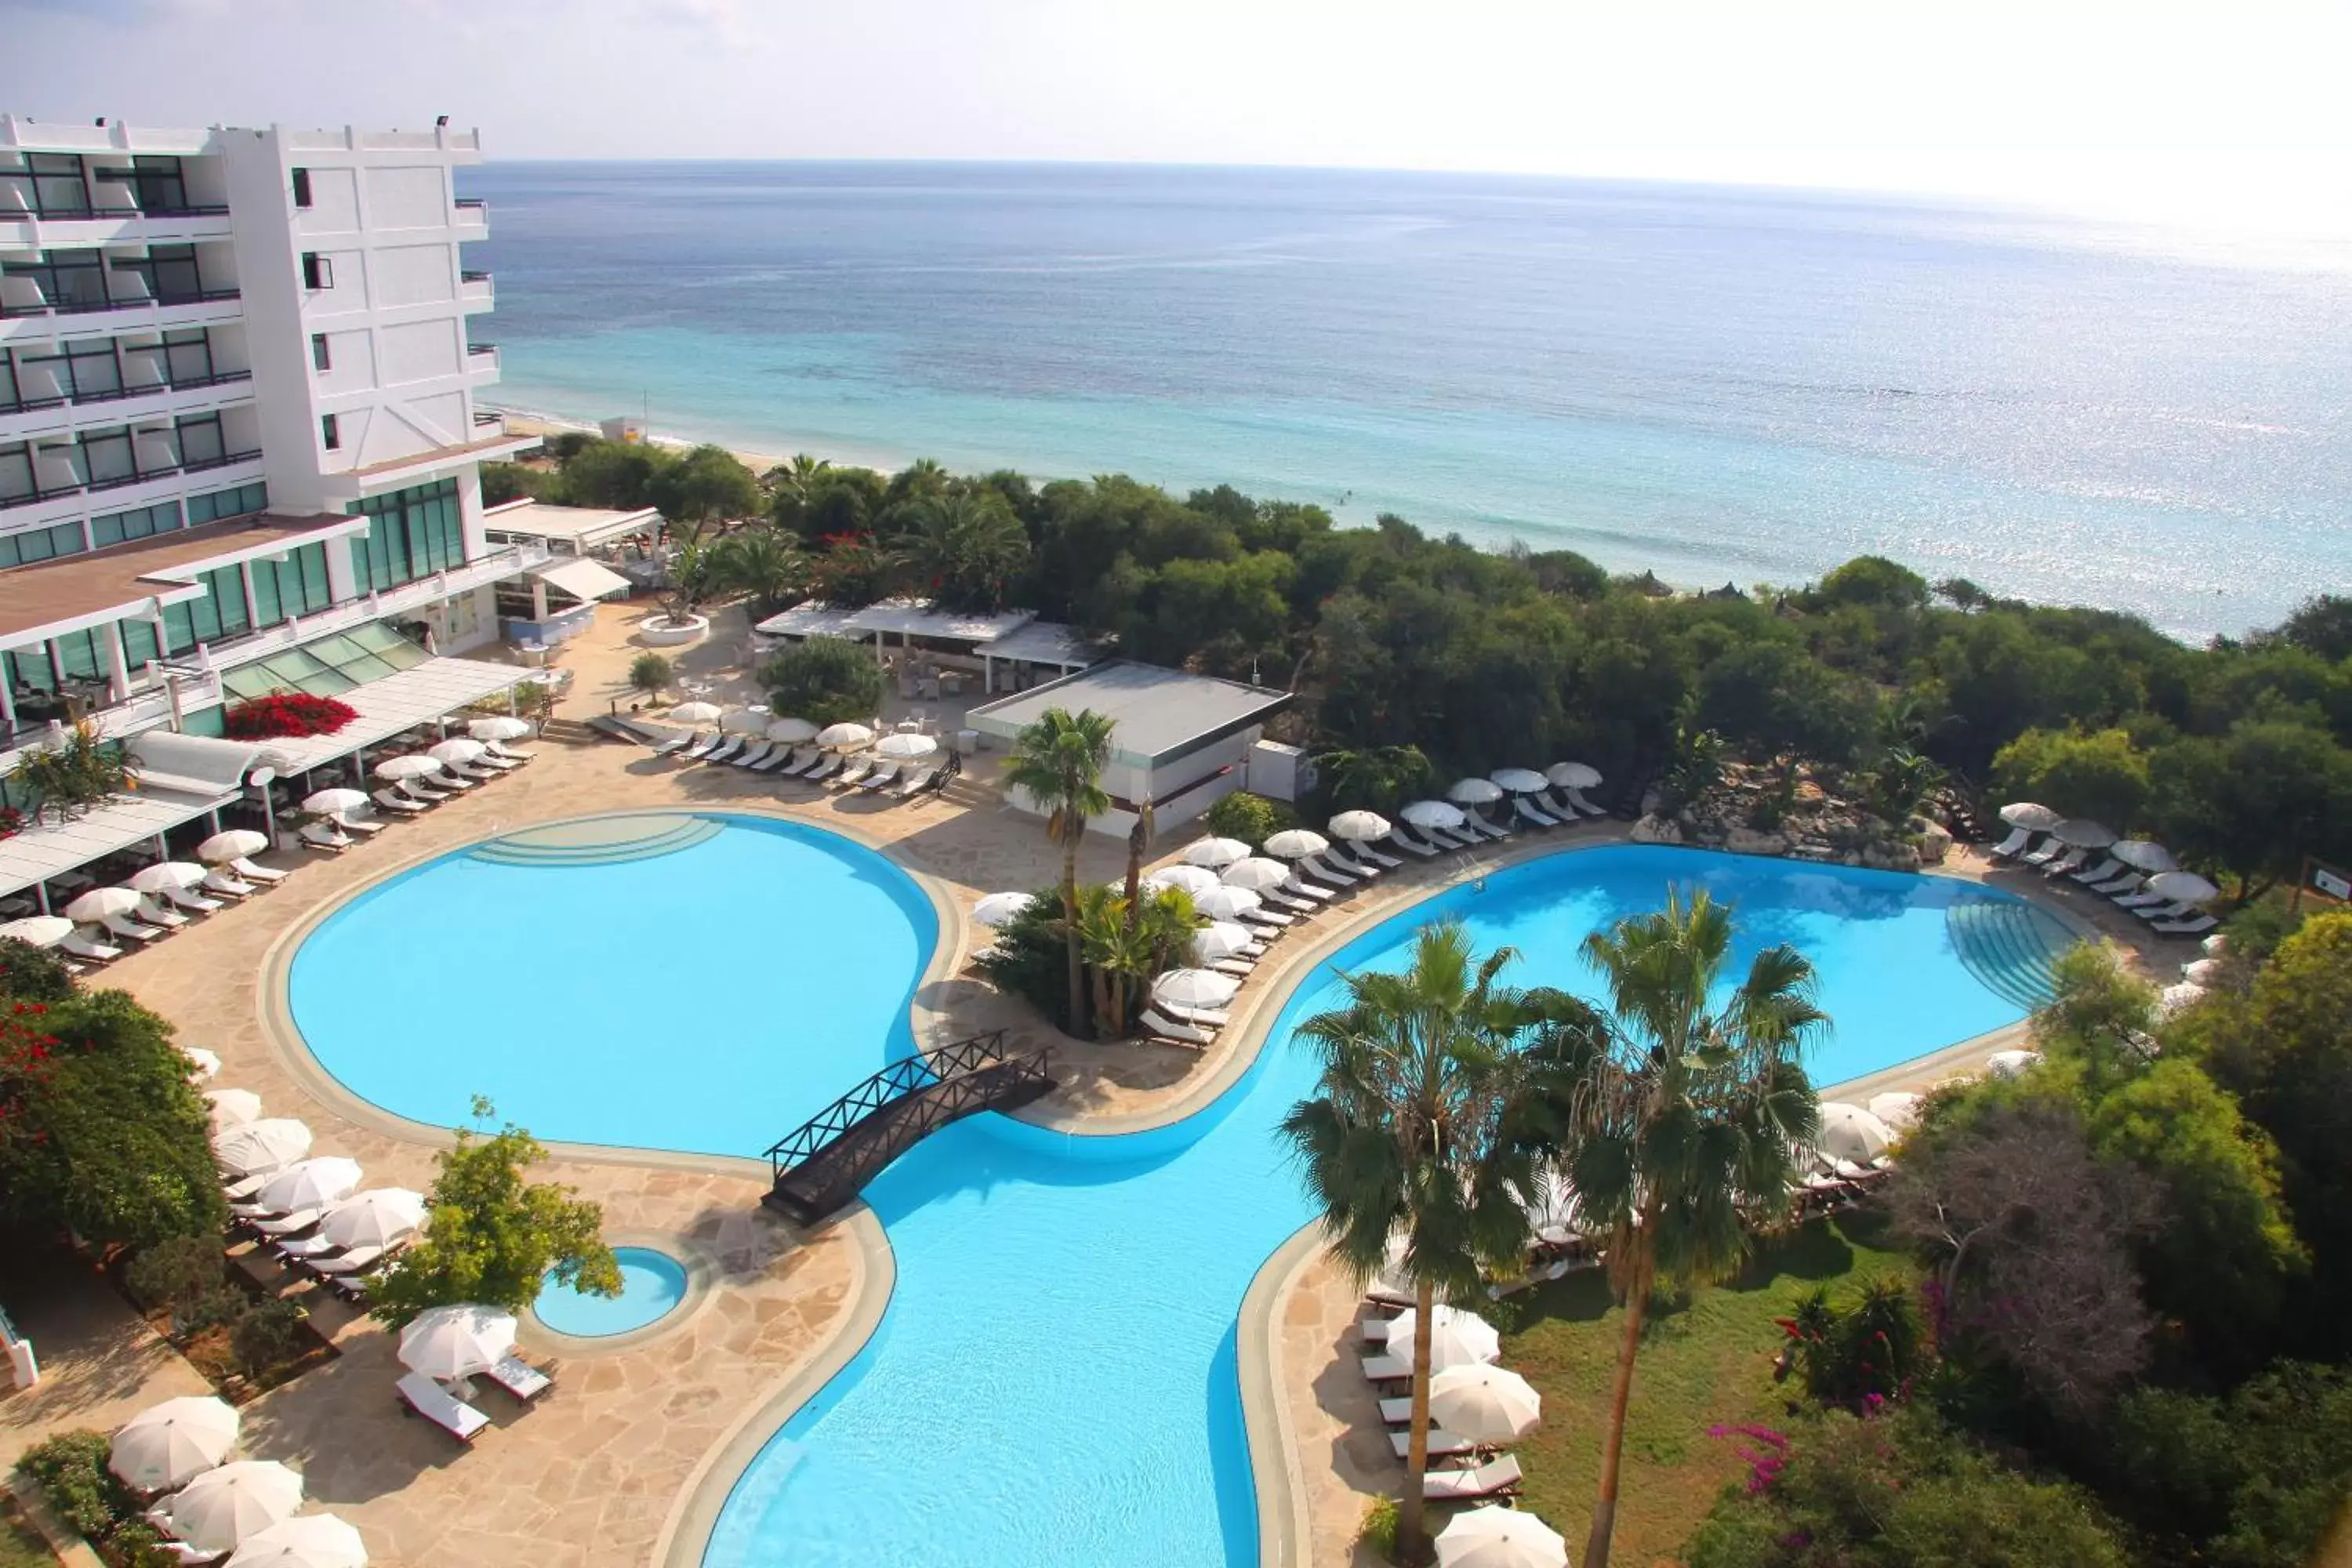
[702,845,2071,1568]
[285,813,938,1159]
[535,1245,689,1338]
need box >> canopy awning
[126,731,288,797]
[0,782,237,901]
[257,655,533,774]
[978,619,1098,669]
[528,557,633,604]
[753,602,871,641]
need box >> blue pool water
[702,846,2066,1568]
[285,815,937,1159]
[535,1246,688,1338]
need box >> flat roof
[0,781,236,901]
[754,597,1039,645]
[0,512,364,648]
[978,620,1099,670]
[260,655,533,773]
[481,499,661,549]
[966,659,1290,768]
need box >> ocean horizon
[464,160,2352,641]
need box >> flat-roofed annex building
[967,659,1291,835]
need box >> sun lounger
[1361,1354,1412,1382]
[1421,1456,1523,1501]
[1158,1000,1231,1029]
[1470,810,1516,840]
[299,823,352,854]
[132,895,191,928]
[800,754,844,784]
[1324,844,1380,877]
[2020,838,2067,868]
[2113,888,2168,909]
[473,752,524,773]
[230,856,287,884]
[2152,913,2220,936]
[307,1243,390,1277]
[1138,1007,1214,1047]
[2070,857,2125,884]
[2087,870,2141,895]
[1388,826,1446,856]
[1261,886,1319,914]
[703,736,745,765]
[833,759,875,789]
[335,812,387,836]
[1356,839,1404,869]
[249,1207,321,1238]
[272,1234,342,1264]
[396,1371,489,1443]
[859,761,902,793]
[229,1199,289,1221]
[1280,874,1337,905]
[372,789,429,816]
[893,766,938,799]
[1210,958,1257,979]
[681,732,723,761]
[1515,796,1562,829]
[1392,1428,1478,1461]
[62,931,122,963]
[202,869,256,900]
[1301,852,1361,885]
[775,749,818,777]
[398,779,453,806]
[1986,826,2034,858]
[651,730,696,757]
[750,746,793,772]
[101,911,168,942]
[2039,847,2089,877]
[2132,900,2195,924]
[730,742,773,769]
[480,1355,552,1403]
[1564,786,1607,818]
[433,768,479,789]
[486,739,537,764]
[1237,907,1295,929]
[160,884,223,916]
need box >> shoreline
[494,407,884,481]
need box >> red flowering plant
[0,1001,61,1156]
[223,692,358,741]
[0,805,21,840]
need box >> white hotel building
[0,116,564,909]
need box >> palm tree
[1537,889,1825,1568]
[1121,797,1155,931]
[1280,921,1542,1565]
[713,527,808,618]
[898,491,1032,611]
[1000,708,1114,1035]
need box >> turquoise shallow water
[285,815,938,1160]
[535,1246,688,1338]
[465,162,2352,639]
[702,845,2058,1568]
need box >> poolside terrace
[0,597,2186,1568]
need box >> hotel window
[125,155,190,215]
[162,328,215,384]
[159,564,252,656]
[90,500,184,549]
[321,413,340,452]
[0,519,91,568]
[20,154,90,219]
[310,333,330,372]
[349,477,465,592]
[175,412,227,470]
[247,541,332,626]
[187,481,267,525]
[291,167,313,209]
[19,341,122,402]
[4,250,107,310]
[301,252,332,291]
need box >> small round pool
[535,1246,688,1338]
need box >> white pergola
[260,655,534,774]
[0,783,239,908]
[752,599,1098,691]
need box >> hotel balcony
[453,198,488,237]
[0,203,235,257]
[0,447,263,521]
[464,342,499,380]
[0,285,245,346]
[459,270,494,310]
[0,370,255,445]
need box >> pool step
[470,815,723,867]
[1945,899,2076,1014]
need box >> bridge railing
[764,1029,1044,1183]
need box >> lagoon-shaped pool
[703,845,2069,1568]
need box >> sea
[463,161,2352,641]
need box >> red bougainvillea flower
[224,692,359,740]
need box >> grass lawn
[1489,1209,1914,1567]
[0,1498,53,1568]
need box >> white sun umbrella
[426,738,487,767]
[1143,863,1221,898]
[971,891,1037,928]
[110,1395,240,1492]
[2052,818,2117,848]
[1261,828,1329,861]
[1152,967,1240,1010]
[65,887,143,922]
[1327,810,1392,842]
[128,861,207,893]
[1547,760,1602,789]
[2147,870,2220,906]
[1401,799,1468,830]
[1191,921,1258,963]
[1815,1102,1893,1164]
[1999,801,2063,829]
[1184,837,1251,869]
[2159,981,2208,1018]
[1867,1091,1922,1129]
[212,1118,312,1176]
[1984,1048,2043,1079]
[1436,1504,1568,1568]
[1222,857,1293,892]
[1426,1363,1544,1445]
[166,1460,304,1552]
[372,755,444,782]
[181,1047,222,1082]
[397,1303,517,1381]
[817,721,875,750]
[0,914,74,948]
[225,1514,368,1568]
[198,829,271,865]
[1193,884,1263,921]
[204,1088,262,1131]
[718,708,768,735]
[2112,840,2177,873]
[2180,956,2224,985]
[666,701,723,725]
[1383,1305,1501,1370]
[1447,777,1504,806]
[467,716,534,742]
[259,1155,363,1214]
[1490,767,1550,794]
[873,731,938,760]
[299,788,369,817]
[764,716,819,744]
[2201,932,2230,957]
[319,1187,426,1251]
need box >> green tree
[1541,889,1827,1568]
[557,438,672,510]
[896,490,1032,611]
[648,444,760,532]
[2151,719,2352,901]
[1989,726,2152,829]
[660,534,724,626]
[627,652,673,706]
[1000,709,1115,1037]
[1200,789,1297,849]
[0,989,227,1248]
[371,1101,619,1327]
[0,936,78,1004]
[1315,745,1436,815]
[1279,921,1543,1564]
[757,636,886,728]
[1812,554,1932,612]
[711,527,808,619]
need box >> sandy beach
[496,410,881,481]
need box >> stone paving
[0,595,2198,1566]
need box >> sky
[5,0,2348,240]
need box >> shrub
[627,652,673,703]
[125,1234,224,1314]
[969,889,1072,1029]
[229,1298,307,1376]
[222,692,358,741]
[15,1430,128,1542]
[0,936,78,1004]
[1201,790,1296,849]
[1356,1494,1400,1562]
[757,636,887,728]
[180,1285,248,1334]
[1779,1278,1922,1410]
